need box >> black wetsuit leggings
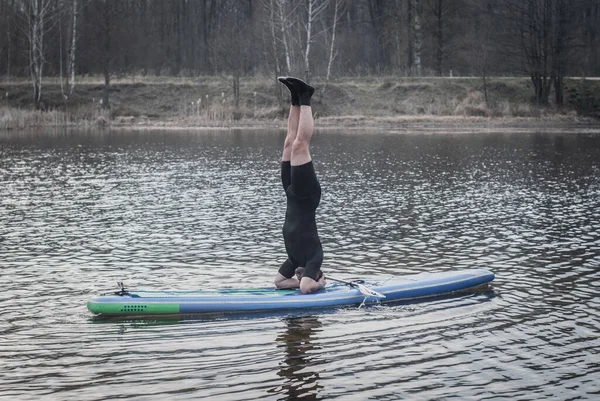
[279,161,323,281]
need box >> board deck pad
[87,269,495,316]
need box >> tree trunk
[407,0,413,68]
[554,75,563,106]
[68,0,77,94]
[321,0,341,100]
[303,0,329,82]
[266,0,283,106]
[174,0,182,75]
[277,0,292,73]
[482,74,489,108]
[6,10,10,82]
[59,11,65,99]
[202,0,217,74]
[435,0,443,75]
[413,0,422,75]
[102,0,111,110]
[553,0,566,107]
[368,0,387,70]
[233,74,240,107]
[304,0,313,81]
[28,0,47,108]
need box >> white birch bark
[19,0,53,105]
[303,0,313,80]
[321,0,342,99]
[413,0,422,75]
[30,0,49,104]
[303,0,329,81]
[276,0,292,73]
[68,0,77,94]
[267,0,281,75]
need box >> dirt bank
[1,76,599,131]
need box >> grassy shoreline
[1,76,599,131]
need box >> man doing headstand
[273,77,326,294]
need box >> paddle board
[87,269,494,316]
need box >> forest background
[0,0,599,129]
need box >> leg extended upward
[279,76,300,163]
[275,76,325,294]
[286,77,315,167]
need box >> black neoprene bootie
[285,77,314,106]
[278,76,300,106]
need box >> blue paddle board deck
[87,269,494,316]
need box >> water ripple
[1,129,599,400]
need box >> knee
[299,277,319,294]
[291,138,309,154]
[299,279,313,294]
[284,137,294,150]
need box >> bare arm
[274,272,300,289]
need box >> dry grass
[0,107,67,130]
[0,105,113,130]
[1,75,598,130]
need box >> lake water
[1,128,599,400]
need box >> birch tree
[302,0,329,82]
[279,0,294,73]
[320,0,344,99]
[264,0,282,77]
[20,0,55,108]
[412,0,423,75]
[262,0,298,74]
[67,0,77,94]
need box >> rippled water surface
[1,128,599,400]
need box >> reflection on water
[272,316,323,400]
[1,128,599,400]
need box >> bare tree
[582,0,599,76]
[277,0,296,73]
[368,0,389,70]
[468,2,495,107]
[0,0,5,80]
[3,0,18,83]
[215,2,254,108]
[88,0,115,110]
[320,0,345,99]
[67,0,77,94]
[1,0,599,94]
[506,0,553,104]
[201,0,219,74]
[422,0,463,75]
[506,0,580,106]
[412,0,423,75]
[264,0,282,77]
[434,0,443,75]
[407,0,423,75]
[20,0,56,108]
[302,0,330,82]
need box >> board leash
[327,275,386,300]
